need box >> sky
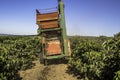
[0,0,120,36]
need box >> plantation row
[68,32,120,80]
[0,36,41,80]
[0,33,120,80]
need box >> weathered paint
[46,40,62,55]
[36,12,59,29]
[36,0,70,62]
[58,0,68,56]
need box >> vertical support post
[58,0,68,56]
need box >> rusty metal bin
[46,40,62,55]
[36,0,70,65]
[36,12,59,29]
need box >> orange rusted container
[36,0,70,65]
[36,12,59,29]
[46,40,62,55]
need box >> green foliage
[69,39,104,80]
[113,70,120,80]
[69,32,120,80]
[0,36,41,80]
[1,32,120,80]
[101,33,120,80]
[0,46,19,80]
[114,32,120,38]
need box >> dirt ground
[19,60,77,80]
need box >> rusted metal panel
[40,20,59,29]
[68,40,71,56]
[36,12,59,21]
[46,40,61,55]
[36,11,59,29]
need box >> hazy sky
[0,0,120,36]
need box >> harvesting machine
[36,0,71,64]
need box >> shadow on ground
[46,58,68,65]
[66,66,84,80]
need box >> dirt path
[19,60,77,80]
